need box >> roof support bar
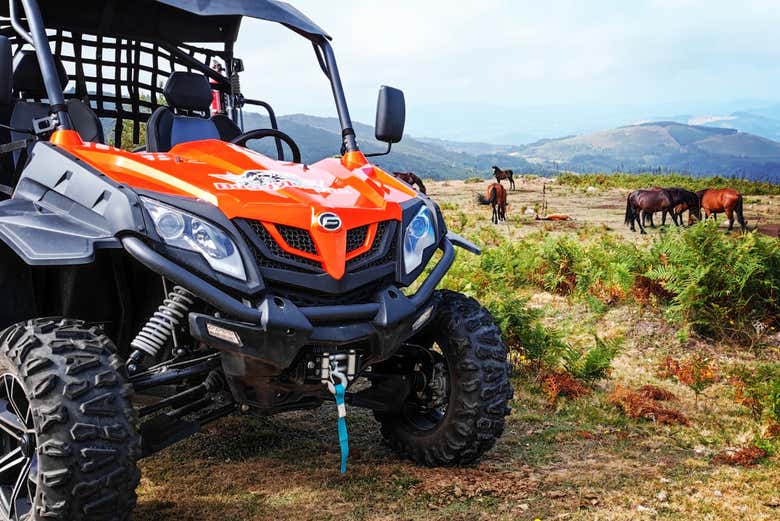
[16,0,73,130]
[318,40,357,153]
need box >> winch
[318,350,358,384]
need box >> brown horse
[392,172,427,194]
[492,166,516,191]
[477,183,507,224]
[625,189,675,234]
[697,188,746,231]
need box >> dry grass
[609,385,689,425]
[541,371,591,404]
[137,180,780,520]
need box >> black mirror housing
[375,86,405,144]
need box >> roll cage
[0,0,359,152]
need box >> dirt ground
[137,179,780,521]
[429,177,780,241]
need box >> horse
[492,166,516,191]
[642,187,700,227]
[477,183,507,224]
[663,187,701,226]
[698,188,746,231]
[641,187,666,227]
[392,172,427,194]
[625,189,675,234]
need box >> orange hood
[51,131,418,279]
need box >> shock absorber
[127,286,195,374]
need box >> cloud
[234,0,780,124]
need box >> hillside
[515,121,780,180]
[240,112,780,181]
[242,113,533,179]
[137,179,780,521]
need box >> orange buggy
[0,1,511,518]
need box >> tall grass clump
[647,220,780,345]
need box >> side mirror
[368,86,405,157]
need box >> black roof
[155,0,328,38]
[0,0,329,43]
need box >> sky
[235,0,780,139]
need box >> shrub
[731,364,780,425]
[464,177,484,184]
[658,355,719,405]
[712,446,768,466]
[485,294,567,372]
[647,220,780,345]
[562,335,622,382]
[609,385,689,425]
[637,385,677,402]
[447,221,778,347]
[541,371,590,405]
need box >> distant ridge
[514,121,780,181]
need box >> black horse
[642,187,700,227]
[625,189,675,234]
[665,187,701,225]
[491,166,516,191]
[392,172,427,194]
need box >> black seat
[147,71,241,153]
[10,51,104,165]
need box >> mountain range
[242,113,531,179]
[245,112,780,182]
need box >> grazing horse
[642,187,700,227]
[663,187,701,226]
[625,189,675,234]
[477,183,508,224]
[641,187,666,227]
[392,172,427,194]
[492,166,516,191]
[698,188,747,231]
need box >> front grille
[346,225,369,253]
[237,219,398,276]
[244,221,321,272]
[278,225,317,255]
[347,221,394,272]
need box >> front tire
[376,290,513,466]
[0,319,140,520]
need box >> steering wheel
[231,129,302,164]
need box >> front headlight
[142,198,247,281]
[403,206,437,274]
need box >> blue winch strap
[334,383,349,474]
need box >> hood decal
[211,170,335,194]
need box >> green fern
[562,335,623,382]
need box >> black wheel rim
[403,345,450,432]
[0,374,37,520]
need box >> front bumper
[123,236,456,372]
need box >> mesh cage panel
[0,26,230,148]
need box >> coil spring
[130,286,195,359]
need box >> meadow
[136,176,780,521]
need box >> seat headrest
[13,51,69,99]
[164,72,213,113]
